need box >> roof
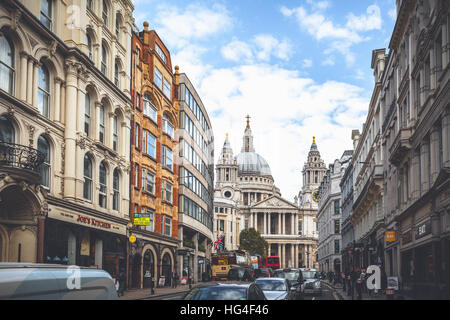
[236,152,272,177]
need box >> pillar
[282,244,286,268]
[263,212,267,235]
[295,244,299,268]
[420,139,430,195]
[77,75,87,133]
[277,243,281,262]
[278,213,281,234]
[443,109,450,168]
[411,150,420,201]
[430,126,440,186]
[20,52,28,101]
[268,212,271,235]
[193,233,198,283]
[282,213,286,235]
[32,61,39,108]
[26,58,33,104]
[95,238,103,269]
[54,78,62,123]
[68,231,76,265]
[290,244,294,268]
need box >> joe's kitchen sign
[77,215,111,229]
[415,221,431,240]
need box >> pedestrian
[350,268,358,299]
[117,270,126,297]
[150,275,155,295]
[172,269,177,288]
[356,267,363,300]
[361,268,367,294]
[342,272,347,291]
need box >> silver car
[0,263,118,300]
[255,278,293,300]
[300,268,322,296]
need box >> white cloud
[198,63,369,200]
[302,59,313,68]
[346,5,382,31]
[388,8,397,20]
[221,38,254,63]
[322,56,335,66]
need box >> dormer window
[155,43,167,64]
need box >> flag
[214,234,225,251]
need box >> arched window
[86,34,93,60]
[113,114,118,151]
[38,64,50,118]
[84,93,91,136]
[99,105,105,143]
[99,161,107,208]
[0,35,15,94]
[114,62,119,87]
[163,114,174,139]
[143,94,157,122]
[37,135,50,188]
[0,116,15,143]
[83,155,93,200]
[113,168,119,211]
[40,0,52,29]
[102,0,109,26]
[101,44,107,75]
[115,13,121,40]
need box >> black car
[272,268,304,300]
[227,266,254,282]
[184,283,267,300]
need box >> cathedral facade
[213,118,324,269]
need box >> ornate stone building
[297,137,327,269]
[0,0,134,281]
[214,118,316,269]
[381,0,450,299]
[129,22,179,288]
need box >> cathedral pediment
[251,195,298,210]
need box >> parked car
[272,268,304,300]
[227,266,254,282]
[0,263,118,300]
[254,268,273,278]
[183,282,267,300]
[255,277,293,300]
[300,268,322,296]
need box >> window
[163,146,173,171]
[40,0,52,29]
[219,220,224,232]
[0,35,14,94]
[134,163,140,188]
[0,116,14,143]
[86,34,93,60]
[143,95,157,122]
[101,45,107,75]
[99,105,105,143]
[135,47,140,67]
[164,216,172,236]
[115,14,120,40]
[162,181,173,203]
[114,63,119,87]
[141,168,146,192]
[146,171,155,194]
[102,0,109,26]
[334,200,340,214]
[298,221,302,235]
[113,169,120,211]
[83,155,93,200]
[163,78,171,98]
[99,162,107,208]
[144,131,156,158]
[135,123,140,149]
[38,64,50,118]
[144,208,155,232]
[155,43,167,64]
[84,93,91,136]
[163,114,174,139]
[334,240,340,254]
[87,0,93,10]
[113,115,118,151]
[154,67,162,89]
[334,220,340,234]
[38,136,50,188]
[136,93,141,110]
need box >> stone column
[20,52,28,101]
[411,150,420,201]
[420,139,430,195]
[95,238,103,269]
[54,77,62,123]
[77,75,87,133]
[26,57,33,104]
[443,15,449,69]
[443,109,450,168]
[263,212,267,235]
[32,60,39,108]
[277,244,281,262]
[68,231,76,265]
[295,244,298,268]
[282,244,286,268]
[194,233,199,283]
[290,244,294,268]
[268,243,271,257]
[64,62,79,199]
[278,213,281,235]
[430,126,440,186]
[121,121,128,158]
[282,213,286,235]
[108,112,115,150]
[60,81,66,124]
[95,102,102,142]
[268,212,271,235]
[291,213,295,235]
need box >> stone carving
[77,136,87,150]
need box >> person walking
[172,269,178,288]
[342,271,347,292]
[350,268,358,300]
[356,267,363,300]
[117,270,126,297]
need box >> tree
[239,228,268,257]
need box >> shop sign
[129,235,136,243]
[385,231,397,243]
[401,230,412,245]
[416,221,431,240]
[198,258,204,265]
[77,215,111,229]
[134,213,150,226]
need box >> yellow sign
[129,235,136,243]
[134,217,150,225]
[385,231,397,242]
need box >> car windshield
[190,287,247,300]
[256,280,286,292]
[273,270,299,281]
[302,271,317,279]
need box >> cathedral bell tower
[215,133,238,187]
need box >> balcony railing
[0,142,45,174]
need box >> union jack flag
[214,234,225,251]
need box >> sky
[131,0,397,202]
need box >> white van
[0,263,118,300]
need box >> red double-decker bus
[262,256,280,269]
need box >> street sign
[385,231,397,242]
[129,235,136,243]
[134,213,150,226]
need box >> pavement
[322,280,389,300]
[118,282,211,300]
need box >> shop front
[45,202,128,279]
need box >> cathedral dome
[236,152,272,177]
